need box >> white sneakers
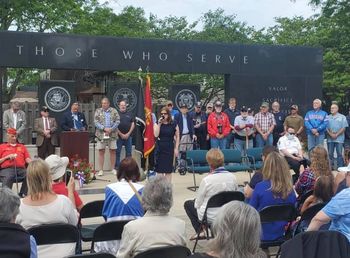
[97,169,117,176]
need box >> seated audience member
[294,146,332,198]
[116,176,186,258]
[244,145,277,199]
[307,172,350,242]
[249,152,297,241]
[191,201,266,258]
[45,155,83,211]
[278,127,306,182]
[99,157,144,254]
[300,175,334,214]
[16,159,78,258]
[0,187,37,258]
[0,128,32,196]
[184,148,238,238]
[334,150,350,194]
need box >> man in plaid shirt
[254,102,276,147]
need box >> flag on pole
[143,75,155,157]
[134,77,145,155]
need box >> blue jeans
[115,137,132,168]
[327,142,344,168]
[226,133,234,149]
[255,134,273,147]
[210,137,227,149]
[307,134,325,151]
[234,138,253,155]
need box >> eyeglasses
[160,113,168,115]
[289,133,296,135]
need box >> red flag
[143,75,155,157]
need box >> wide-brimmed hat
[45,155,69,181]
[338,164,350,173]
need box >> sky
[104,0,319,30]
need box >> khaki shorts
[96,139,117,150]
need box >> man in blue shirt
[304,99,328,151]
[175,104,196,153]
[224,97,240,149]
[327,103,348,169]
[308,173,350,242]
[272,101,286,146]
[166,100,179,120]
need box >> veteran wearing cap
[284,104,304,138]
[175,103,196,152]
[254,102,276,147]
[190,101,208,149]
[0,128,31,194]
[207,100,231,149]
[34,106,58,159]
[234,106,255,154]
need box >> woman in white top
[184,148,238,239]
[16,159,78,258]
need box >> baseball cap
[195,101,202,108]
[215,101,223,107]
[261,102,269,108]
[179,103,188,109]
[241,106,248,112]
[41,106,50,112]
[291,104,298,110]
[7,128,17,135]
[45,155,69,181]
[166,100,173,106]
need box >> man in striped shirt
[254,102,276,147]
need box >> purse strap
[127,181,142,204]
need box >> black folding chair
[67,253,115,258]
[259,204,298,258]
[90,220,131,253]
[134,245,191,258]
[293,203,326,236]
[28,223,80,256]
[192,191,245,252]
[78,200,105,250]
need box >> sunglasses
[289,133,296,135]
[160,113,168,115]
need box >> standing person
[327,103,348,169]
[234,106,254,154]
[344,107,350,151]
[284,105,304,138]
[166,100,179,120]
[207,101,231,149]
[304,99,328,151]
[205,102,213,118]
[3,101,26,144]
[34,106,58,159]
[153,107,180,181]
[94,97,120,176]
[271,101,286,146]
[249,152,297,241]
[0,128,32,196]
[224,97,240,149]
[115,100,135,173]
[175,104,196,152]
[60,102,87,131]
[190,102,208,150]
[254,102,276,147]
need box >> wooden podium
[60,131,89,162]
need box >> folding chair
[90,220,131,253]
[293,203,326,236]
[28,223,80,256]
[246,147,263,171]
[192,191,245,252]
[134,245,191,258]
[78,200,105,250]
[259,204,298,258]
[186,150,209,191]
[221,149,251,173]
[67,253,115,258]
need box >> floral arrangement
[68,154,95,187]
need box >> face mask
[287,134,294,140]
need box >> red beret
[7,128,17,135]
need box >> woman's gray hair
[210,201,266,258]
[142,175,173,214]
[0,187,20,223]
